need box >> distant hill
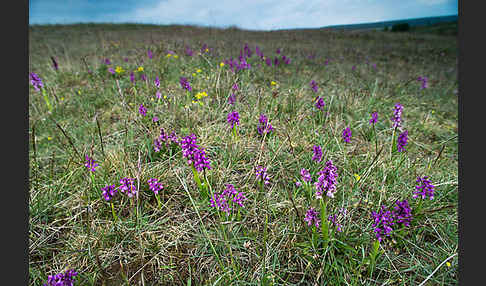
[321,15,458,31]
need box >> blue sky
[29,0,458,30]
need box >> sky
[29,0,458,31]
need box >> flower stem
[320,199,329,246]
[373,124,378,155]
[369,239,380,276]
[42,89,53,112]
[155,194,162,209]
[232,125,238,141]
[111,202,118,222]
[191,165,203,189]
[390,126,397,158]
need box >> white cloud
[30,0,457,28]
[124,0,388,30]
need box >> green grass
[29,24,458,285]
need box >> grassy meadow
[29,23,458,285]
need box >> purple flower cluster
[328,208,347,232]
[153,128,179,152]
[312,145,322,162]
[101,184,117,201]
[257,114,274,136]
[228,93,236,105]
[342,127,352,143]
[147,49,153,59]
[84,155,99,172]
[392,200,412,227]
[30,72,44,91]
[43,269,78,286]
[417,76,428,89]
[371,205,395,242]
[391,103,403,128]
[223,57,251,73]
[304,207,320,228]
[397,130,408,152]
[372,200,413,241]
[413,176,435,200]
[255,45,263,59]
[255,166,270,185]
[265,57,272,67]
[179,77,192,91]
[139,104,147,116]
[281,55,291,65]
[185,46,194,56]
[310,80,319,93]
[140,73,147,82]
[119,177,137,198]
[369,112,378,125]
[314,160,338,199]
[209,184,247,215]
[130,72,136,84]
[200,43,209,54]
[108,67,115,75]
[154,76,160,88]
[315,97,325,110]
[180,134,211,172]
[254,46,290,67]
[227,111,240,129]
[300,168,311,183]
[147,178,163,195]
[243,43,252,58]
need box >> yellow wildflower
[196,69,202,73]
[354,174,361,182]
[220,62,225,67]
[195,91,208,100]
[137,66,144,72]
[271,81,277,86]
[446,262,451,267]
[166,53,172,58]
[173,55,179,59]
[47,136,52,141]
[115,66,124,74]
[205,48,209,53]
[192,73,196,77]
